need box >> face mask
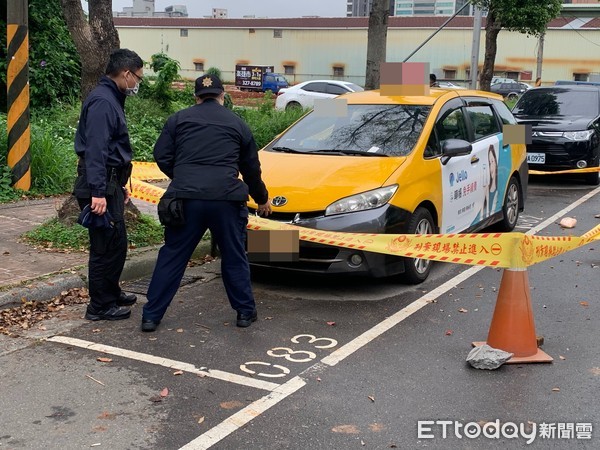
[124,72,140,96]
[125,82,139,96]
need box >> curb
[0,240,213,310]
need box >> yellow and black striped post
[6,0,31,190]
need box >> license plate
[527,153,545,164]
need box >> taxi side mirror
[440,139,472,165]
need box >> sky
[94,0,348,18]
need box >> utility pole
[536,32,545,83]
[7,0,31,190]
[470,5,483,90]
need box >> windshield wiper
[311,149,389,157]
[271,146,308,154]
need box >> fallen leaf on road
[316,377,321,382]
[92,328,101,333]
[445,330,453,336]
[90,444,101,447]
[160,388,169,397]
[559,355,566,360]
[589,367,600,376]
[595,214,600,219]
[2,251,10,255]
[197,416,205,425]
[265,316,274,320]
[173,370,184,376]
[176,328,184,333]
[361,440,365,446]
[369,423,385,432]
[551,387,560,392]
[96,357,112,363]
[326,321,336,326]
[97,411,116,420]
[559,217,577,228]
[220,401,244,410]
[580,301,589,307]
[458,308,468,313]
[368,395,375,402]
[332,424,360,434]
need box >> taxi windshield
[268,104,431,157]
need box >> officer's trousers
[77,189,127,311]
[143,199,256,322]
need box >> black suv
[512,86,600,185]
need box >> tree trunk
[480,9,502,92]
[60,0,120,99]
[365,0,390,90]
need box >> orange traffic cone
[473,268,553,363]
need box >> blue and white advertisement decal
[440,134,510,233]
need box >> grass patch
[22,214,165,251]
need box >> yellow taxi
[249,88,528,283]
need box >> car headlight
[325,185,398,216]
[563,130,594,141]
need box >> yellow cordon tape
[129,162,600,269]
[529,167,600,175]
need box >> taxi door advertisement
[441,135,509,232]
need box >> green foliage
[204,67,222,79]
[125,96,173,161]
[141,53,182,111]
[23,214,164,251]
[127,214,165,248]
[0,0,81,109]
[22,218,89,251]
[233,95,306,149]
[471,0,562,36]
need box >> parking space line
[180,376,306,450]
[321,266,483,366]
[177,186,600,448]
[46,336,281,392]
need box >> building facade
[346,0,395,17]
[395,1,472,16]
[114,0,188,18]
[114,16,600,86]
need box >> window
[466,105,501,141]
[326,83,349,95]
[444,69,456,79]
[492,100,516,125]
[194,62,204,72]
[302,82,327,93]
[284,65,295,75]
[270,104,431,157]
[180,29,188,37]
[574,73,589,82]
[436,108,469,142]
[333,66,344,77]
[249,28,256,34]
[273,29,283,38]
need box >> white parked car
[275,80,364,110]
[437,81,467,89]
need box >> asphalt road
[0,175,599,450]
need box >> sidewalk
[0,196,210,309]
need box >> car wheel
[495,176,521,232]
[506,92,519,101]
[400,207,436,285]
[285,101,301,111]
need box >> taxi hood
[256,151,406,212]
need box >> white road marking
[179,376,306,450]
[179,185,600,448]
[46,336,280,392]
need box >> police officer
[73,49,144,321]
[141,74,271,331]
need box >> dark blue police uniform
[142,78,268,328]
[73,76,133,316]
